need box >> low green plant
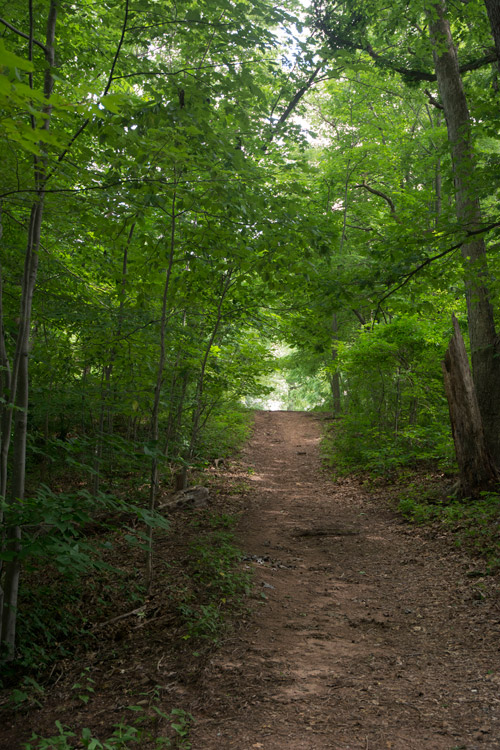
[188,530,250,598]
[2,579,90,680]
[72,667,95,705]
[178,602,225,641]
[398,488,500,571]
[324,420,454,478]
[9,676,45,710]
[397,495,437,524]
[189,511,237,531]
[23,705,193,749]
[167,707,192,748]
[23,720,142,750]
[177,524,252,642]
[195,403,253,460]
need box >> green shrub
[326,316,456,475]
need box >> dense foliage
[1,0,500,674]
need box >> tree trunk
[0,0,58,658]
[428,1,500,466]
[442,316,498,497]
[330,315,342,415]
[484,0,500,72]
[186,271,233,469]
[146,182,178,591]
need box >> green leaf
[0,40,34,72]
[100,93,127,114]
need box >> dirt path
[190,411,500,750]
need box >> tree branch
[111,58,277,81]
[424,88,444,110]
[346,223,373,232]
[316,11,497,82]
[354,181,396,214]
[267,62,326,145]
[49,0,130,175]
[0,172,257,200]
[352,308,366,325]
[0,16,46,51]
[104,0,129,96]
[365,43,497,82]
[374,221,500,318]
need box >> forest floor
[1,410,500,749]
[189,411,500,750]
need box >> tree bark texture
[484,0,500,72]
[428,1,500,465]
[442,316,498,497]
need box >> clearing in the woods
[2,410,500,750]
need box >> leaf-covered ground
[1,411,500,749]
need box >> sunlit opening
[244,344,331,412]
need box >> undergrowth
[195,404,254,461]
[1,504,250,746]
[22,703,193,749]
[321,418,455,478]
[398,488,500,573]
[2,506,252,691]
[0,398,255,750]
[0,486,168,684]
[1,404,254,685]
[177,516,252,642]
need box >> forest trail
[190,411,500,750]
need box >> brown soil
[191,411,500,750]
[1,410,500,749]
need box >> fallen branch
[96,606,146,628]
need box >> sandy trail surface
[190,410,500,750]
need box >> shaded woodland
[1,1,500,744]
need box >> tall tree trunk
[0,262,11,505]
[92,221,135,494]
[0,225,9,642]
[164,314,190,463]
[0,0,57,659]
[442,316,498,496]
[428,1,500,466]
[330,315,341,415]
[484,0,500,72]
[146,184,178,590]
